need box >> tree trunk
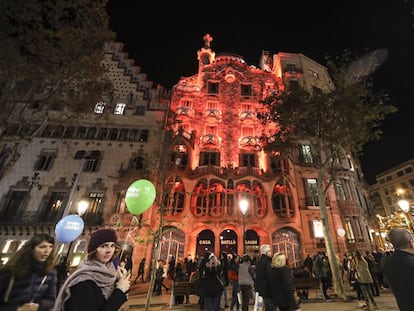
[317,167,347,300]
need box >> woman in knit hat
[53,228,130,311]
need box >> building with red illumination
[155,35,374,266]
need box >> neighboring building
[368,159,414,249]
[160,35,373,266]
[0,42,169,268]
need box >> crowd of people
[1,227,414,311]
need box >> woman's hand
[116,266,131,293]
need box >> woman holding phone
[53,228,130,311]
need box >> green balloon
[125,179,156,215]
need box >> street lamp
[398,199,414,231]
[64,200,90,268]
[239,199,248,254]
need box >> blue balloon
[55,214,84,243]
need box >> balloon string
[118,216,139,260]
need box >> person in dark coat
[382,228,414,311]
[202,253,223,311]
[219,251,230,308]
[134,258,146,283]
[0,233,57,311]
[255,244,275,311]
[270,252,300,311]
[53,228,130,311]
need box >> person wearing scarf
[53,228,130,311]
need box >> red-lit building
[153,35,373,266]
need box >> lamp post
[64,199,89,267]
[398,199,414,231]
[239,199,248,255]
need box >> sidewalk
[123,281,400,311]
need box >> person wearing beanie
[255,244,275,311]
[53,228,130,311]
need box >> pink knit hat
[88,228,118,253]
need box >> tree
[0,0,115,179]
[259,51,397,300]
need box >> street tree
[0,0,115,179]
[259,50,397,300]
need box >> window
[40,192,65,222]
[312,220,324,238]
[119,129,128,141]
[207,82,219,94]
[114,103,126,115]
[135,106,145,115]
[206,101,218,109]
[405,167,413,174]
[94,102,106,114]
[300,145,313,164]
[241,103,253,111]
[241,153,255,167]
[109,128,118,140]
[86,128,97,139]
[180,100,192,108]
[397,170,404,177]
[305,178,319,206]
[98,128,108,140]
[241,84,252,97]
[63,127,75,138]
[200,151,220,166]
[336,183,346,201]
[84,150,101,172]
[139,129,149,142]
[242,127,254,136]
[0,149,11,172]
[134,156,145,170]
[285,63,297,72]
[0,191,27,221]
[75,127,86,139]
[34,149,57,171]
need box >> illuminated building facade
[158,35,374,265]
[0,42,168,265]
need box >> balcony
[200,134,221,148]
[238,136,260,150]
[205,108,222,122]
[174,107,194,120]
[239,110,256,124]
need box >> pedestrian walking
[53,228,130,311]
[255,244,275,311]
[270,252,300,311]
[134,258,146,283]
[238,255,255,311]
[228,254,241,311]
[354,250,378,310]
[0,233,57,311]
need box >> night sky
[106,0,414,185]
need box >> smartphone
[113,258,119,269]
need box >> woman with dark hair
[0,233,57,311]
[53,228,130,311]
